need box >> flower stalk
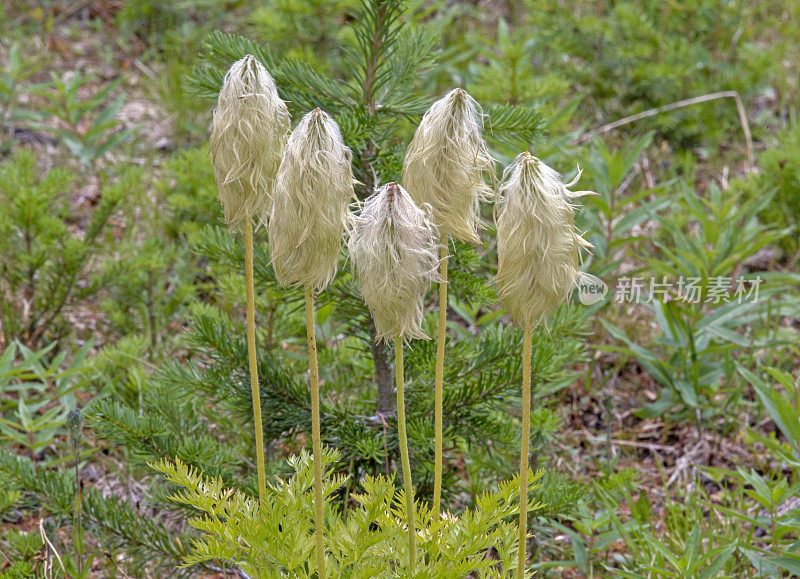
[66,409,84,573]
[244,220,266,504]
[516,327,532,578]
[269,108,355,579]
[432,244,447,518]
[305,285,326,578]
[494,152,592,579]
[349,181,438,567]
[403,88,494,519]
[395,335,416,571]
[210,55,288,506]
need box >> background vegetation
[0,0,798,576]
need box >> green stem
[244,221,266,505]
[517,327,533,579]
[305,285,326,579]
[74,451,83,574]
[395,336,416,571]
[432,244,448,520]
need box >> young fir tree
[1,0,587,573]
[171,0,583,494]
[0,149,136,349]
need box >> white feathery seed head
[349,182,441,344]
[269,108,355,291]
[495,152,593,330]
[210,55,290,232]
[402,88,495,244]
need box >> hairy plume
[402,88,495,243]
[210,55,290,232]
[269,109,355,291]
[495,153,592,329]
[349,182,440,343]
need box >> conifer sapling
[402,88,495,518]
[349,182,440,570]
[210,55,289,505]
[495,152,592,578]
[269,108,355,579]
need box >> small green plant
[147,34,211,145]
[0,340,92,467]
[570,364,800,577]
[734,116,800,257]
[101,235,196,346]
[0,41,45,152]
[99,148,211,346]
[579,133,670,276]
[593,475,742,578]
[29,72,133,165]
[738,364,800,471]
[152,449,543,578]
[522,0,787,151]
[601,183,796,423]
[246,0,355,71]
[66,408,85,575]
[0,447,188,576]
[0,149,134,348]
[703,466,800,577]
[0,527,42,578]
[159,146,221,237]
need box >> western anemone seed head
[210,54,290,232]
[349,182,440,344]
[269,108,354,291]
[495,152,593,330]
[402,88,495,244]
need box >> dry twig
[576,91,754,171]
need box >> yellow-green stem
[395,336,416,570]
[432,244,448,520]
[305,285,326,579]
[516,327,533,579]
[244,221,266,505]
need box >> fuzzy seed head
[349,183,440,344]
[402,88,495,244]
[210,55,290,232]
[495,153,593,330]
[269,109,355,291]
